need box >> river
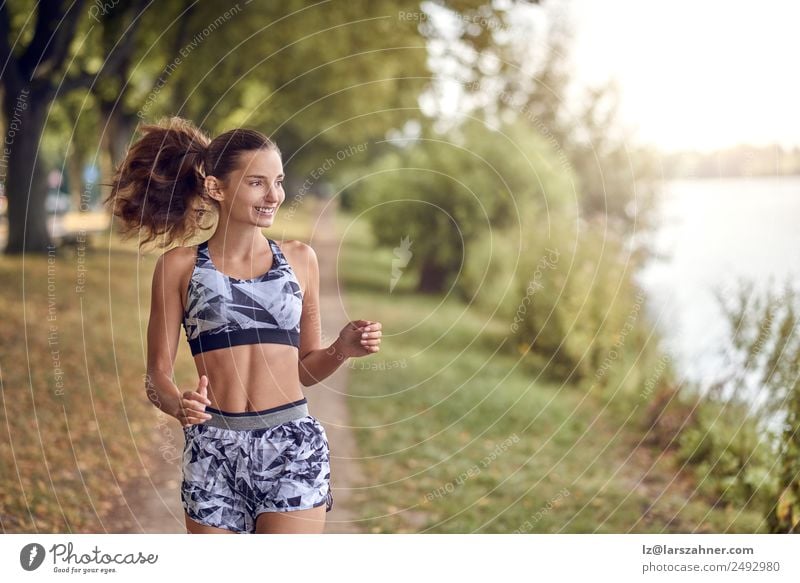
[636,176,800,387]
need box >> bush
[347,117,574,294]
[456,224,527,319]
[657,278,800,527]
[672,384,777,511]
[642,381,699,451]
[505,214,654,387]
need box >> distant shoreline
[660,144,800,179]
[665,173,800,180]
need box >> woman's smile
[254,205,276,216]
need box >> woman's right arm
[145,250,211,425]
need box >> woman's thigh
[255,505,326,534]
[185,511,239,534]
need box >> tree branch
[47,0,149,101]
[19,0,87,81]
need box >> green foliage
[711,278,800,422]
[674,387,777,511]
[464,8,662,237]
[338,208,764,533]
[715,278,800,532]
[456,224,524,318]
[771,397,800,532]
[713,278,800,531]
[347,116,574,292]
[564,82,662,235]
[130,0,433,184]
[365,112,662,390]
[3,0,440,218]
[508,217,651,386]
[667,277,800,530]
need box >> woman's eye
[248,180,282,187]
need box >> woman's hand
[177,374,213,427]
[336,319,382,358]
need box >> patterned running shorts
[181,397,333,534]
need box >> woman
[105,116,381,534]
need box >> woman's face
[209,148,285,229]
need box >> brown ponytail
[105,116,213,249]
[105,115,281,249]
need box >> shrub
[507,215,653,387]
[671,384,777,510]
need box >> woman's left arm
[295,242,381,386]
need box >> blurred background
[1,0,799,534]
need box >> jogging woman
[105,116,381,534]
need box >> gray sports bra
[182,234,303,356]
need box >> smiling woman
[102,116,382,534]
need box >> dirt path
[109,196,364,533]
[106,424,185,533]
[307,196,366,533]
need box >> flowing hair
[104,116,281,249]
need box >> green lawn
[335,209,766,533]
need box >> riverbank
[336,209,765,533]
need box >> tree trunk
[100,100,138,170]
[416,257,448,294]
[98,105,138,237]
[3,88,51,255]
[67,145,85,211]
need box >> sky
[564,0,800,153]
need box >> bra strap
[267,237,285,266]
[196,240,210,266]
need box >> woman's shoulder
[276,239,314,255]
[153,244,199,284]
[276,239,317,266]
[153,245,201,311]
[159,243,199,266]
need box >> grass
[335,209,767,533]
[0,200,318,533]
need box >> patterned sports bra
[182,234,303,356]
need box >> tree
[133,0,434,199]
[1,0,528,254]
[0,0,147,254]
[345,115,572,293]
[454,1,661,246]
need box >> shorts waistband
[203,397,309,430]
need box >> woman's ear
[204,176,224,201]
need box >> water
[636,176,800,388]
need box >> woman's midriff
[192,343,305,412]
